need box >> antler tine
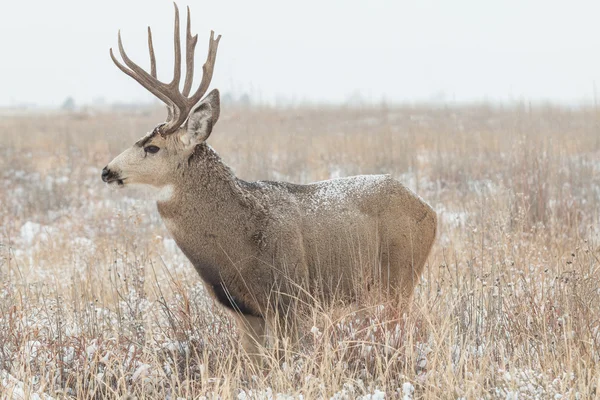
[170,3,182,88]
[161,30,219,134]
[111,32,174,108]
[110,4,220,136]
[182,6,199,97]
[147,27,157,78]
[189,31,221,106]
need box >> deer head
[102,3,221,191]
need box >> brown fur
[103,91,437,360]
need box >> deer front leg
[235,313,267,363]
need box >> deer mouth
[106,177,126,187]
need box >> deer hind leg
[380,237,423,307]
[235,313,267,363]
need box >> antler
[110,3,221,135]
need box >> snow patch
[20,221,42,244]
[402,383,414,400]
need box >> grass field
[1,104,599,399]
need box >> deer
[102,3,437,361]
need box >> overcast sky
[2,0,600,107]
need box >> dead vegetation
[0,104,599,398]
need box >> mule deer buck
[102,4,437,360]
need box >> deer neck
[155,144,264,275]
[157,143,249,224]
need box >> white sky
[2,0,600,107]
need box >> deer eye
[144,145,160,154]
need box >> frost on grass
[1,106,599,398]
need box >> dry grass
[0,103,599,399]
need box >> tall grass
[0,103,599,398]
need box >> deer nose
[101,167,110,182]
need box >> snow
[237,388,301,400]
[358,389,385,400]
[86,342,98,357]
[307,174,387,211]
[1,369,54,400]
[24,341,41,362]
[131,363,152,382]
[436,205,469,228]
[402,383,414,400]
[20,221,42,244]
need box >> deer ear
[181,89,220,145]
